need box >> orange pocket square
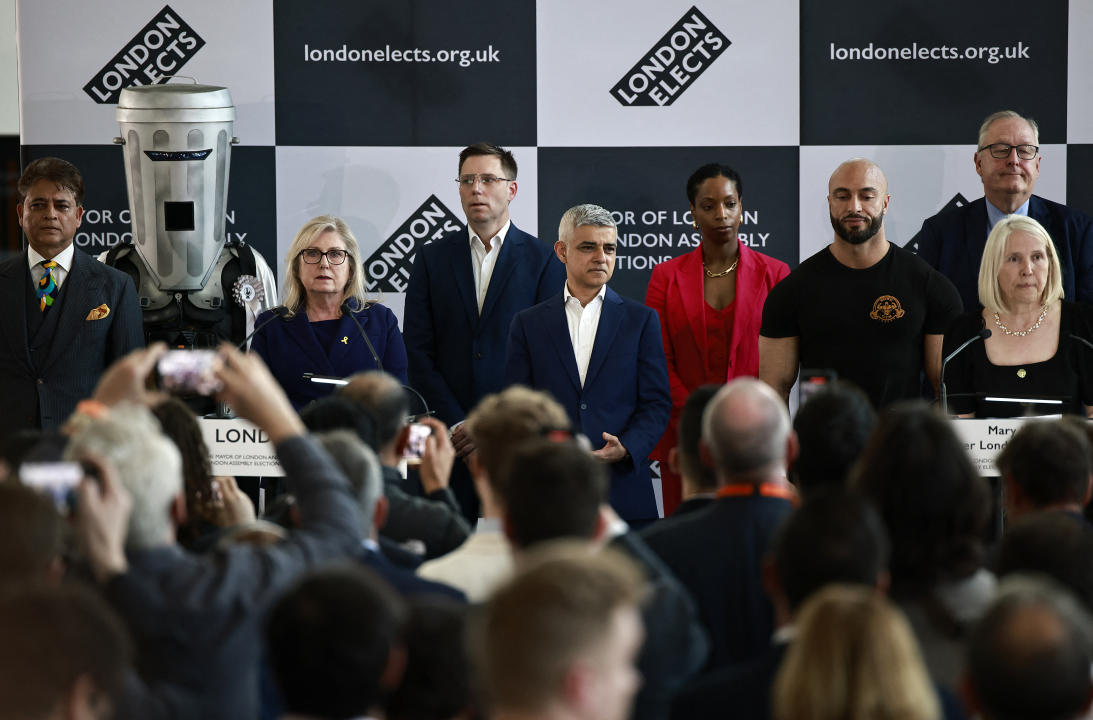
[86,304,111,321]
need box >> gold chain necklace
[703,257,739,278]
[993,305,1049,337]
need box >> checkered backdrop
[17,0,1093,516]
[16,0,1093,317]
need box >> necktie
[38,260,58,312]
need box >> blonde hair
[978,215,1063,314]
[282,215,368,317]
[773,585,940,720]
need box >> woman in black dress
[943,215,1093,418]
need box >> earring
[692,220,697,229]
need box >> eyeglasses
[455,174,514,188]
[977,143,1039,160]
[299,248,350,265]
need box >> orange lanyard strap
[715,481,799,506]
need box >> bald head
[701,378,792,480]
[968,577,1093,720]
[828,158,888,195]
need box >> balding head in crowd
[702,377,796,483]
[966,576,1093,720]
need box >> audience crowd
[2,343,1093,720]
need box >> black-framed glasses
[455,174,514,187]
[299,248,350,265]
[977,143,1039,160]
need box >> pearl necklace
[703,257,739,278]
[993,305,1049,337]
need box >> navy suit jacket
[0,248,143,436]
[403,224,565,425]
[911,194,1093,310]
[251,302,407,410]
[504,287,671,520]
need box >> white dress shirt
[469,220,510,312]
[563,281,607,387]
[28,243,75,289]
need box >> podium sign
[950,417,1053,476]
[199,418,283,477]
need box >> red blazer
[645,243,790,460]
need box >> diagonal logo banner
[611,6,731,107]
[364,195,464,292]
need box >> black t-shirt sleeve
[759,274,797,338]
[923,267,964,334]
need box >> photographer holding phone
[68,343,364,720]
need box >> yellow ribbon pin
[341,336,348,344]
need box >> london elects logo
[611,6,730,107]
[83,6,206,104]
[364,196,464,293]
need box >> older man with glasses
[911,109,1093,309]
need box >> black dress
[942,302,1093,417]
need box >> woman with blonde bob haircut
[942,215,1093,417]
[251,215,407,408]
[772,585,941,720]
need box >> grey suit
[0,248,143,436]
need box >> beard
[830,210,884,245]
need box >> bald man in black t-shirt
[759,159,961,409]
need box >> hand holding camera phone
[155,349,224,395]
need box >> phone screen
[156,349,224,395]
[402,423,432,465]
[20,462,83,514]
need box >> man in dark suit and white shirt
[504,203,670,523]
[1,157,143,436]
[404,143,564,520]
[911,109,1093,309]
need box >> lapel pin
[341,336,348,344]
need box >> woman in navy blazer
[251,216,408,409]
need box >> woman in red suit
[646,163,790,515]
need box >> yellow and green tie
[38,260,58,312]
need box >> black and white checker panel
[17,0,1092,312]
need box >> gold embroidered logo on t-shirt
[869,295,905,322]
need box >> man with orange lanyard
[642,377,798,671]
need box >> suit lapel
[479,227,523,325]
[967,198,990,268]
[41,250,101,373]
[542,295,582,394]
[0,254,31,369]
[677,248,707,364]
[584,287,623,388]
[446,238,479,330]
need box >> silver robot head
[115,82,235,291]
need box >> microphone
[341,299,383,373]
[1070,334,1093,353]
[237,306,289,350]
[940,328,991,415]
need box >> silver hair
[702,378,791,476]
[977,110,1040,148]
[557,204,617,245]
[64,403,182,550]
[315,430,384,529]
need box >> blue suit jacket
[504,287,671,520]
[403,224,565,425]
[911,194,1093,310]
[0,248,144,436]
[251,302,407,409]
